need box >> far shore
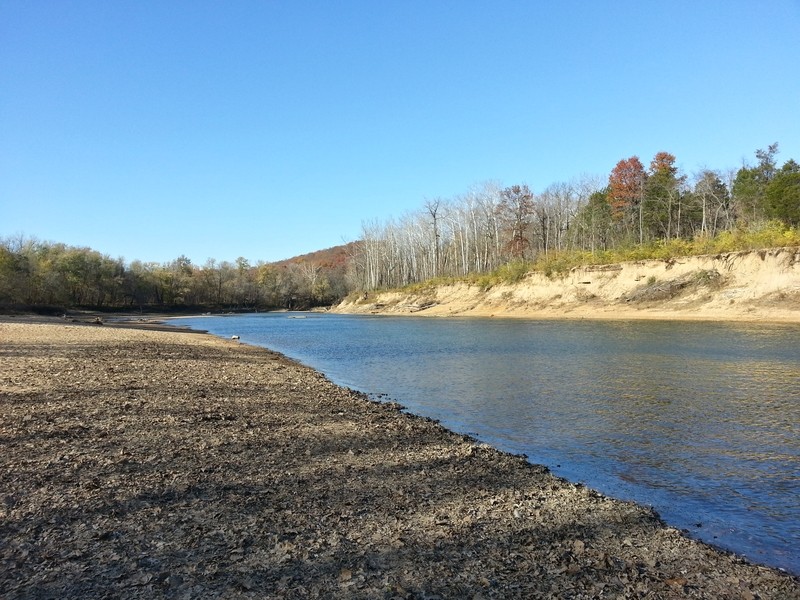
[4,298,800,331]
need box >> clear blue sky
[2,1,798,265]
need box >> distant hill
[273,241,360,271]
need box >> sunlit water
[169,313,800,573]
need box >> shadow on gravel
[2,325,797,598]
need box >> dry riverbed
[1,318,797,599]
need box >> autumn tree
[608,157,646,242]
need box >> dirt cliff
[335,247,800,322]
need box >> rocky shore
[1,319,798,598]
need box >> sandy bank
[334,248,800,323]
[1,320,798,598]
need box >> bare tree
[693,169,731,236]
[424,198,442,278]
[498,185,535,260]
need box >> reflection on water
[170,313,800,573]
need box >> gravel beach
[1,319,797,599]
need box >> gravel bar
[1,320,797,599]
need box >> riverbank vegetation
[351,143,799,291]
[2,143,798,312]
[532,220,800,279]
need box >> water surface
[170,313,800,573]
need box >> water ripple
[170,314,800,574]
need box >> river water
[169,313,800,573]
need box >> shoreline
[333,294,800,324]
[335,303,800,324]
[1,319,798,598]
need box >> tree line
[2,143,798,310]
[0,239,351,312]
[350,143,799,290]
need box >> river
[168,312,800,574]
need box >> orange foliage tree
[608,156,646,221]
[607,156,648,242]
